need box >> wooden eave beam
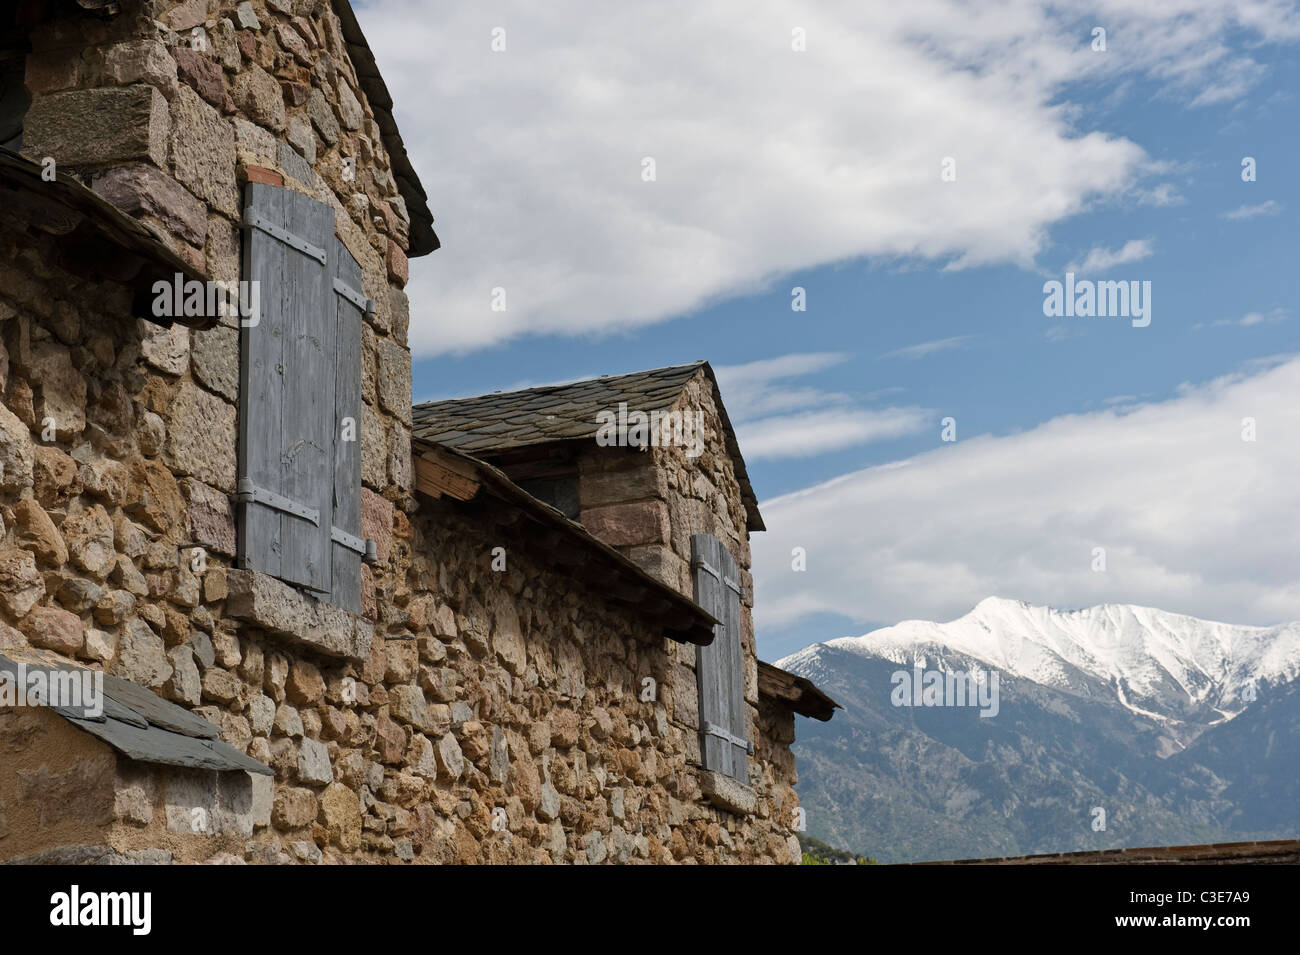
[414,448,481,501]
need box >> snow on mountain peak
[786,598,1300,734]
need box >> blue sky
[361,1,1300,659]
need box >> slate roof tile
[0,649,272,776]
[412,361,765,530]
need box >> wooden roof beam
[415,448,481,501]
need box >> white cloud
[880,335,976,360]
[752,355,1300,632]
[714,353,856,423]
[1221,199,1284,219]
[1188,57,1269,105]
[714,352,930,459]
[1068,238,1154,273]
[713,352,850,419]
[1139,182,1185,206]
[1239,308,1286,326]
[1195,306,1288,329]
[738,407,932,460]
[1045,323,1085,342]
[357,0,1299,356]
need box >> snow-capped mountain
[776,598,1300,862]
[780,596,1300,746]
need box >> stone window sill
[225,569,373,663]
[699,769,756,815]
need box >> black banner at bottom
[5,859,1284,944]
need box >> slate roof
[331,0,439,256]
[0,147,215,326]
[0,649,271,776]
[413,362,764,531]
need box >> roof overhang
[413,439,720,645]
[757,660,839,720]
[0,647,271,775]
[0,147,218,327]
[332,0,439,257]
[411,362,765,532]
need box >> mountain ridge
[776,597,1300,861]
[780,596,1300,748]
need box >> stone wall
[0,242,801,860]
[387,494,802,863]
[12,0,418,622]
[576,371,752,600]
[0,448,802,863]
[17,0,416,506]
[4,0,417,748]
[573,370,775,813]
[22,1,415,288]
[0,0,807,864]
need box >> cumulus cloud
[1068,238,1154,273]
[752,355,1300,631]
[356,0,1299,356]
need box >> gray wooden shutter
[237,183,336,594]
[691,533,750,782]
[328,236,366,613]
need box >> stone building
[0,0,835,864]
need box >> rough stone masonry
[0,0,834,864]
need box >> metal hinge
[702,721,754,755]
[693,558,720,581]
[331,526,378,563]
[693,558,744,598]
[235,480,320,524]
[332,278,376,318]
[243,211,327,264]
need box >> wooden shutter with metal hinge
[237,183,337,594]
[691,533,750,782]
[328,235,370,613]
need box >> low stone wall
[0,706,272,864]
